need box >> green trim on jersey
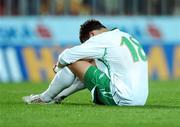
[84,66,116,105]
[98,48,111,78]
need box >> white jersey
[58,29,148,106]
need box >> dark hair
[79,19,106,43]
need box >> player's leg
[52,60,95,103]
[23,67,76,104]
[41,67,76,101]
[68,60,116,105]
[68,60,92,81]
[53,77,85,103]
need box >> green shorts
[84,66,116,105]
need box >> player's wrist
[53,62,64,73]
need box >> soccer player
[23,19,148,106]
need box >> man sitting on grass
[23,19,148,106]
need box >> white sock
[41,67,75,102]
[54,77,85,101]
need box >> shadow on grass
[61,102,94,107]
[2,101,180,110]
[61,102,180,109]
[143,104,180,109]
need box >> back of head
[79,19,106,43]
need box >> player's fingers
[53,65,57,74]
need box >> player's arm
[57,42,105,67]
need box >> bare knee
[67,60,94,81]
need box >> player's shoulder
[88,29,121,41]
[85,29,131,44]
[105,29,132,39]
[113,29,131,37]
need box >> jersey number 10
[121,36,147,62]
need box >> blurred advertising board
[1,16,180,46]
[0,45,179,82]
[0,17,180,82]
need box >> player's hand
[53,62,65,74]
[53,64,61,74]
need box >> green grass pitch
[0,80,180,127]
